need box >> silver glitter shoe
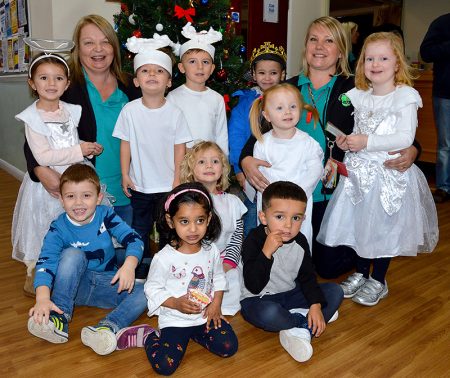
[340,273,366,298]
[352,276,388,306]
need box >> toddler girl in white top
[317,32,438,306]
[180,141,247,315]
[142,182,238,375]
[12,52,103,271]
[249,83,324,247]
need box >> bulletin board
[0,0,30,75]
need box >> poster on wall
[263,0,279,23]
[0,0,28,74]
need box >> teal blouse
[85,71,130,206]
[296,72,337,203]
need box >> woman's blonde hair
[354,32,415,90]
[180,141,231,192]
[249,83,318,142]
[70,14,127,85]
[302,16,351,78]
[341,21,358,53]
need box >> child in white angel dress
[317,32,438,307]
[12,53,103,276]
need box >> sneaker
[27,312,68,343]
[279,327,313,362]
[352,276,388,306]
[328,310,339,323]
[81,325,117,355]
[340,272,366,298]
[116,324,159,350]
[135,263,150,283]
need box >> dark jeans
[243,196,257,239]
[130,190,166,258]
[312,200,357,278]
[240,282,343,333]
[145,321,238,376]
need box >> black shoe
[135,262,150,281]
[432,189,450,203]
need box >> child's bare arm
[162,295,202,314]
[111,255,138,293]
[120,140,135,197]
[173,143,186,188]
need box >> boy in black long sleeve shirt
[240,181,343,362]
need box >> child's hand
[111,256,138,293]
[222,262,234,273]
[174,294,202,314]
[308,303,326,337]
[335,135,349,151]
[236,172,246,188]
[80,142,100,157]
[29,298,63,325]
[203,298,228,332]
[122,175,136,197]
[346,134,368,152]
[262,229,283,258]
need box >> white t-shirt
[144,243,227,329]
[167,84,228,155]
[212,192,247,255]
[113,98,192,193]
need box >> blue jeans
[51,248,147,332]
[130,190,166,258]
[243,196,257,238]
[433,97,450,192]
[114,204,133,227]
[240,282,343,333]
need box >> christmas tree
[114,0,250,104]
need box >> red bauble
[216,68,227,82]
[132,30,142,38]
[121,3,129,14]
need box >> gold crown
[250,42,287,64]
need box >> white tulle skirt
[11,173,64,265]
[317,165,439,258]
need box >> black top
[420,13,450,99]
[24,75,141,182]
[242,224,326,307]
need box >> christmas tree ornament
[132,30,142,38]
[239,44,246,54]
[120,3,128,14]
[174,5,196,23]
[216,68,227,82]
[201,0,209,5]
[223,48,229,59]
[156,23,164,32]
[128,14,136,25]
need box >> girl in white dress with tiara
[180,141,247,316]
[317,32,439,306]
[12,51,103,280]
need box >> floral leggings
[145,321,238,375]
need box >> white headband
[126,34,180,74]
[179,22,222,59]
[24,38,74,78]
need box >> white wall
[286,0,329,78]
[403,0,450,63]
[0,0,119,175]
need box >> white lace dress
[317,86,438,258]
[12,101,84,265]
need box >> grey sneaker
[352,276,388,306]
[340,273,366,298]
[81,325,117,355]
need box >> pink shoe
[116,324,158,350]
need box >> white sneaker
[279,327,313,362]
[328,310,339,323]
[81,325,117,355]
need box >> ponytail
[250,96,267,142]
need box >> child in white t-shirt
[113,35,192,259]
[180,141,247,315]
[167,22,228,155]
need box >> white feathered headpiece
[126,34,180,74]
[179,22,222,59]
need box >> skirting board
[0,159,25,181]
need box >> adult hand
[235,172,246,188]
[241,156,271,192]
[34,166,61,199]
[335,135,348,151]
[384,145,418,172]
[346,134,368,152]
